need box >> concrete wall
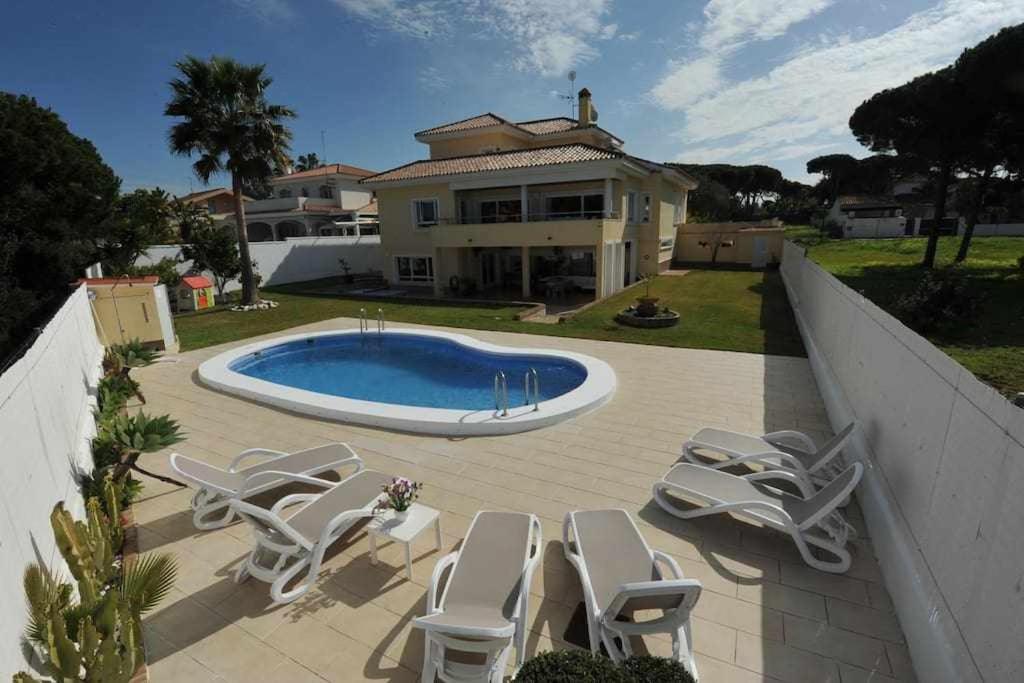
[0,285,103,678]
[843,217,907,238]
[138,236,385,293]
[674,222,784,265]
[780,241,1023,683]
[964,223,1024,237]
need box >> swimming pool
[199,329,616,435]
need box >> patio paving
[133,317,911,682]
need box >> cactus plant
[49,501,116,606]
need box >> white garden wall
[138,235,385,293]
[781,241,1023,683]
[964,223,1024,237]
[0,285,103,678]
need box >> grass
[800,233,1024,396]
[175,269,805,358]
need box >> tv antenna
[321,129,327,163]
[558,71,577,118]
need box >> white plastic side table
[367,503,442,579]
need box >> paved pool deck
[134,318,912,682]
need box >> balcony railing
[443,210,620,225]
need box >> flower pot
[393,509,409,523]
[636,296,660,318]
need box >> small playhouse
[177,275,216,312]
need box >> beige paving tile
[133,322,907,683]
[783,614,890,673]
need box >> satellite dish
[568,70,576,83]
[591,105,599,123]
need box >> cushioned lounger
[170,442,363,530]
[653,462,863,573]
[231,466,392,604]
[563,509,702,678]
[414,511,542,683]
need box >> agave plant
[102,340,159,405]
[108,412,186,487]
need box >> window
[395,256,434,282]
[278,188,292,198]
[206,199,217,213]
[480,199,522,223]
[318,185,334,199]
[640,193,651,223]
[545,193,604,219]
[659,237,675,253]
[412,199,438,228]
[627,191,637,222]
[300,187,309,198]
[567,250,595,277]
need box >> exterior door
[480,252,497,288]
[623,242,632,287]
[751,237,768,268]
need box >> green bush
[620,655,697,683]
[123,256,182,289]
[891,267,984,334]
[515,651,696,683]
[515,650,625,682]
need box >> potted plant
[636,273,660,317]
[338,258,354,284]
[375,477,422,522]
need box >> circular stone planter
[615,308,680,328]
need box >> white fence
[781,241,1023,683]
[964,222,1024,237]
[138,235,386,293]
[0,285,103,678]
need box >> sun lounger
[681,422,856,488]
[414,511,542,683]
[169,443,363,530]
[230,468,392,604]
[653,462,863,573]
[563,509,702,677]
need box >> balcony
[430,213,623,248]
[245,196,340,214]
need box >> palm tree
[165,56,295,305]
[295,152,320,172]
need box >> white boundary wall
[138,235,385,293]
[0,285,103,677]
[963,223,1024,237]
[781,241,1023,683]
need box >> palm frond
[120,553,177,615]
[23,564,71,646]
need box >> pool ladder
[359,308,385,335]
[494,367,540,416]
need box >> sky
[2,0,1023,195]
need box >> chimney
[577,88,594,126]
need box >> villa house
[175,187,249,221]
[222,163,380,242]
[361,89,697,300]
[827,194,907,238]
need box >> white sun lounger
[169,443,363,530]
[230,467,392,604]
[653,462,862,573]
[563,509,702,677]
[414,511,542,683]
[681,422,856,488]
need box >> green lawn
[175,269,805,358]
[801,234,1024,396]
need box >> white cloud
[700,0,833,50]
[330,0,615,76]
[652,0,1024,168]
[618,31,640,41]
[417,65,451,91]
[652,0,833,111]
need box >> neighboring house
[175,187,250,222]
[360,88,697,300]
[220,163,380,242]
[827,195,907,238]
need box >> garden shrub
[515,651,696,682]
[515,650,625,682]
[891,267,984,334]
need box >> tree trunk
[922,161,951,269]
[955,168,993,263]
[232,173,257,305]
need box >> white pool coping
[198,328,616,436]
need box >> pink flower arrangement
[375,477,422,513]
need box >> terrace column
[520,185,528,223]
[521,246,531,298]
[604,178,613,218]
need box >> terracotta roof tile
[515,117,579,135]
[415,113,508,137]
[277,163,377,180]
[181,275,213,289]
[361,144,621,184]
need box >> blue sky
[3,0,1022,195]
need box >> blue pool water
[230,333,588,410]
